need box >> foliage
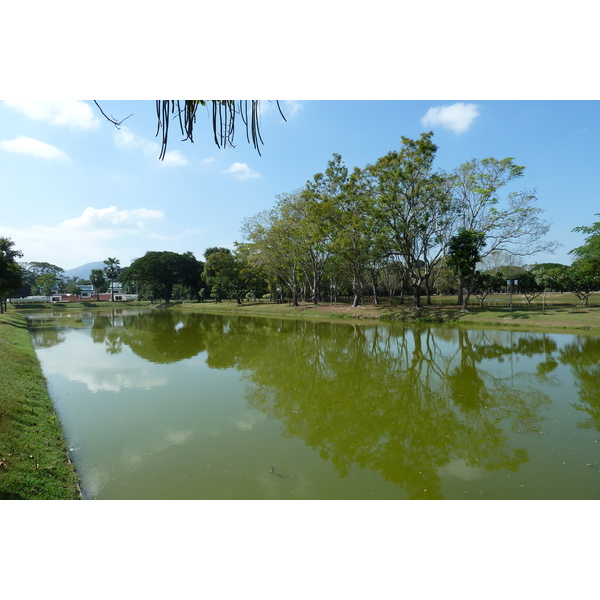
[556,261,600,306]
[35,273,57,298]
[369,132,454,308]
[124,251,200,303]
[516,270,544,304]
[203,247,251,304]
[447,229,487,309]
[103,257,121,301]
[472,270,505,306]
[452,157,557,257]
[570,213,600,271]
[0,237,23,312]
[90,268,107,298]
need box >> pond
[25,308,600,499]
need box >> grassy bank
[170,294,600,333]
[0,310,81,499]
[11,293,600,333]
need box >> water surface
[26,308,600,499]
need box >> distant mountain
[64,262,106,281]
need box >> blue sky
[1,99,597,271]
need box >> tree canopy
[0,238,23,313]
[124,251,203,303]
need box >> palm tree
[103,258,121,301]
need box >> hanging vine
[95,100,286,160]
[155,100,286,160]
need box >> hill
[63,261,105,280]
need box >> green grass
[0,310,81,500]
[170,294,600,332]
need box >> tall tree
[124,251,193,303]
[570,213,600,271]
[36,273,57,300]
[451,157,557,304]
[241,207,304,306]
[203,247,246,304]
[446,229,486,311]
[103,257,121,301]
[370,132,454,309]
[0,237,23,313]
[274,191,331,306]
[306,156,380,308]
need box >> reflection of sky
[234,410,267,431]
[38,331,168,393]
[83,427,194,498]
[121,428,194,471]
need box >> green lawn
[0,311,81,500]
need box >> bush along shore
[0,311,81,500]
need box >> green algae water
[26,308,600,499]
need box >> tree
[89,269,107,300]
[570,213,600,272]
[21,261,64,297]
[451,156,557,307]
[370,132,454,309]
[0,237,23,313]
[515,270,545,305]
[531,265,562,314]
[241,208,304,306]
[203,247,249,304]
[36,273,57,300]
[124,251,195,303]
[558,261,600,306]
[306,156,382,308]
[472,271,505,307]
[179,252,204,301]
[96,100,286,160]
[103,257,121,301]
[446,229,486,311]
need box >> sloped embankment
[0,311,81,500]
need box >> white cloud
[224,162,261,180]
[0,135,69,161]
[281,100,303,118]
[114,126,187,166]
[260,100,303,119]
[4,206,166,268]
[114,126,156,154]
[61,206,164,230]
[421,102,480,134]
[159,150,188,167]
[3,100,100,129]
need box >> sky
[1,99,598,272]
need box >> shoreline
[10,295,600,334]
[0,311,81,500]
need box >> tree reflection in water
[29,309,599,499]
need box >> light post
[508,278,518,312]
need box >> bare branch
[93,101,132,129]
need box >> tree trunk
[424,276,433,305]
[412,283,421,309]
